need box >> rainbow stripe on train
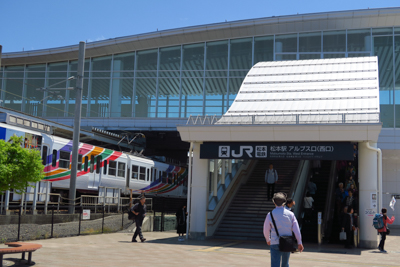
[0,123,187,197]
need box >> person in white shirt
[303,192,314,223]
[265,164,278,201]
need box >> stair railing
[289,160,311,221]
[206,160,257,237]
[322,160,338,241]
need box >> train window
[117,162,126,177]
[84,156,88,172]
[168,173,173,184]
[103,160,108,175]
[139,167,146,181]
[52,150,57,167]
[151,168,155,182]
[96,156,102,174]
[162,171,167,183]
[131,165,139,179]
[146,169,150,181]
[42,145,48,165]
[78,154,83,171]
[159,171,162,182]
[90,155,94,173]
[59,151,70,169]
[108,160,116,176]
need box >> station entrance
[177,57,382,249]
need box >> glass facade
[1,27,399,127]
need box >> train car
[0,122,187,201]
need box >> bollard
[102,206,105,233]
[78,207,82,235]
[51,206,54,238]
[121,210,124,230]
[18,206,22,241]
[317,212,322,246]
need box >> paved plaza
[1,228,400,267]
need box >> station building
[2,7,400,247]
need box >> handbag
[270,212,298,252]
[340,229,347,240]
[386,227,390,235]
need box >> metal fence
[0,204,139,243]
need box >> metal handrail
[187,113,380,125]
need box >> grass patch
[81,227,114,235]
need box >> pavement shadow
[145,235,269,250]
[0,257,37,266]
[141,235,363,255]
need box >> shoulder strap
[270,211,280,237]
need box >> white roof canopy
[217,57,380,125]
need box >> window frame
[59,151,70,169]
[108,160,117,176]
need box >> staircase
[213,160,300,241]
[301,160,332,242]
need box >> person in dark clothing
[341,206,357,248]
[131,195,147,242]
[176,205,188,241]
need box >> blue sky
[0,0,399,53]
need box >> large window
[89,56,112,118]
[2,26,400,128]
[181,43,205,117]
[111,53,135,118]
[135,49,158,118]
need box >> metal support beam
[69,41,86,214]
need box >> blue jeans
[270,244,290,267]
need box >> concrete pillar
[221,160,226,185]
[5,190,10,215]
[32,182,39,215]
[358,141,378,249]
[189,142,208,240]
[228,160,232,173]
[213,159,218,197]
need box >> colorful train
[0,122,188,201]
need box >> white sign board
[364,208,375,216]
[371,193,377,209]
[83,209,91,220]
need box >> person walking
[265,164,278,200]
[378,208,395,253]
[131,195,147,242]
[263,192,304,267]
[176,205,188,241]
[341,206,357,248]
[303,192,314,223]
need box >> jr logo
[231,146,253,158]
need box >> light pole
[69,41,86,214]
[36,42,86,214]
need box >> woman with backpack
[378,208,395,253]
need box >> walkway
[1,228,400,266]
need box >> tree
[0,135,44,193]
